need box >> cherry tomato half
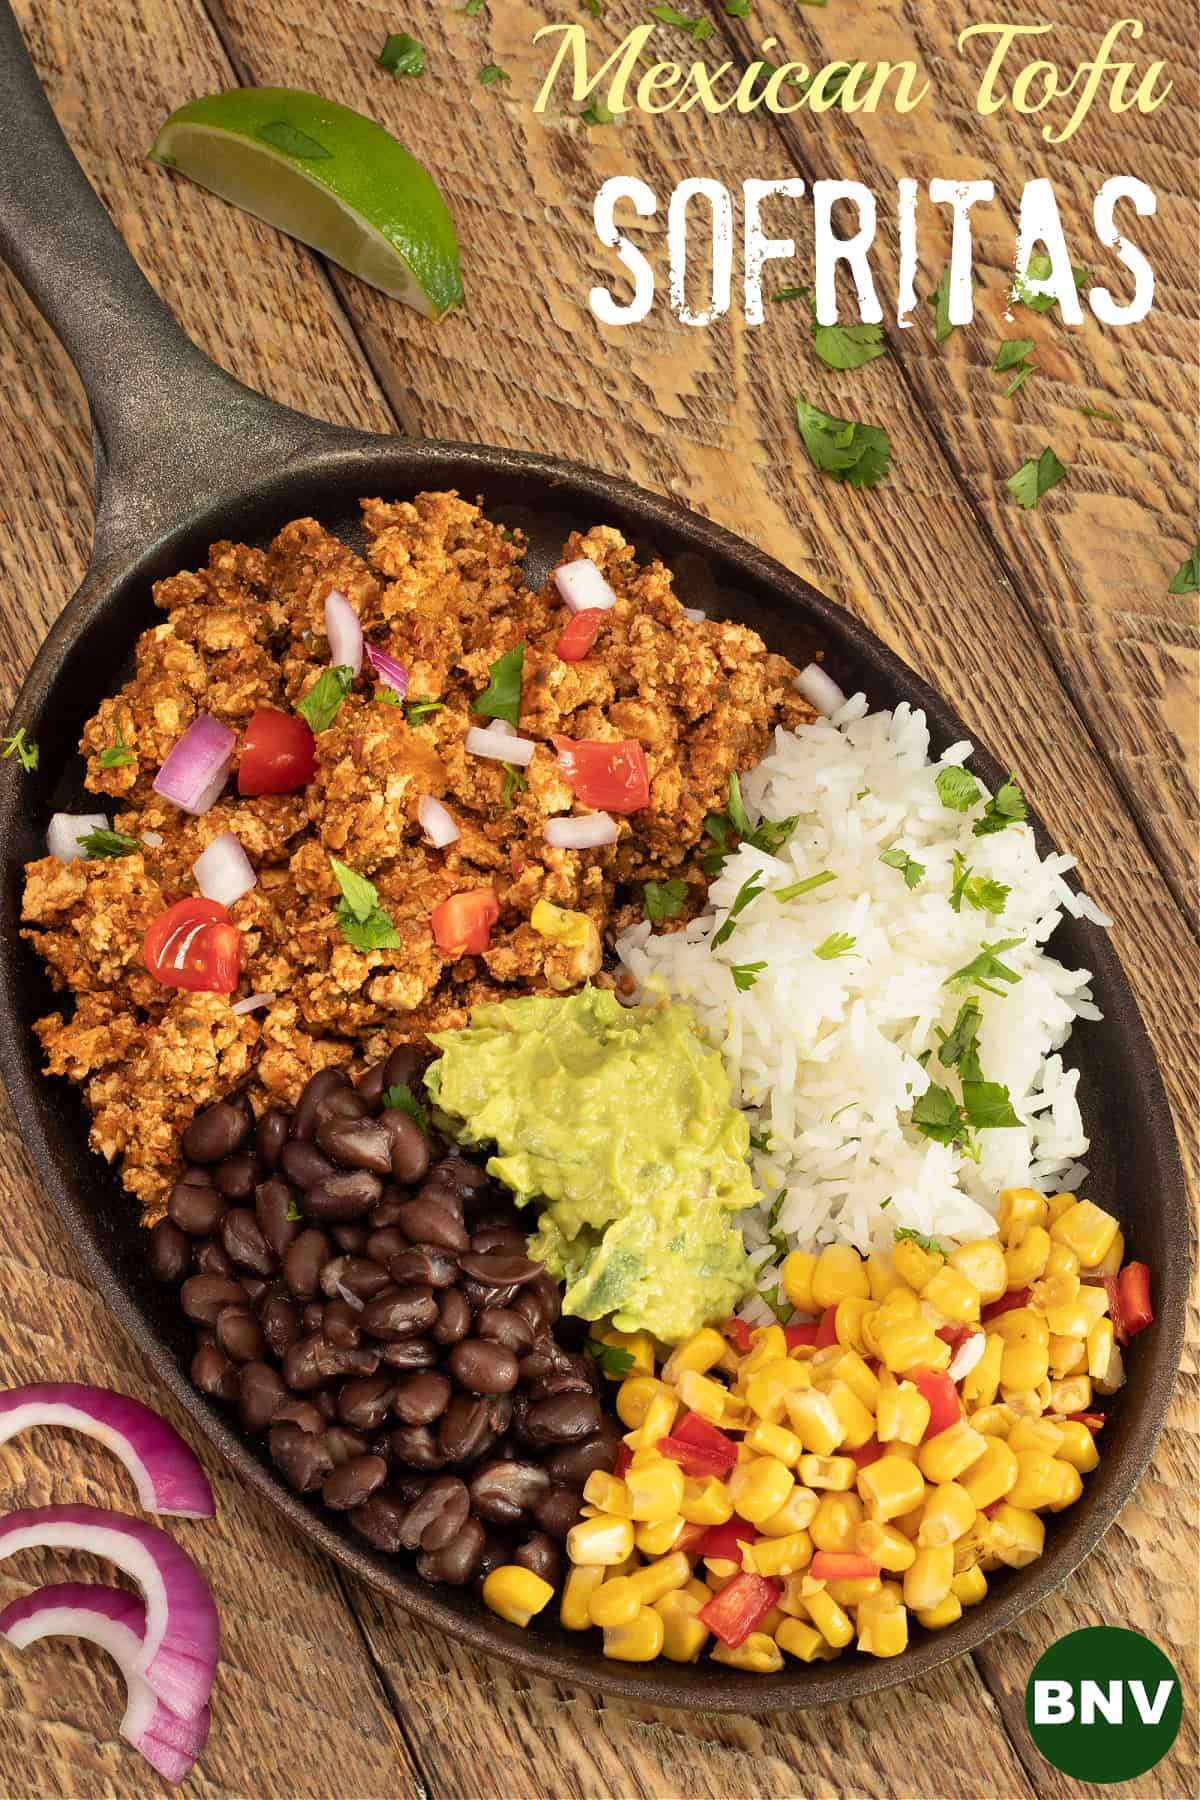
[143,898,242,994]
[552,735,649,814]
[237,708,316,796]
[431,888,500,957]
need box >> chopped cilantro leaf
[814,931,856,960]
[383,1082,428,1131]
[298,665,354,733]
[762,1287,793,1324]
[974,773,1027,837]
[723,774,797,856]
[99,723,136,769]
[935,765,981,812]
[0,728,38,772]
[880,847,924,889]
[776,870,836,902]
[465,0,486,12]
[725,0,750,12]
[478,63,510,84]
[1168,539,1200,595]
[938,998,983,1080]
[813,317,887,372]
[726,771,754,840]
[949,853,1011,916]
[772,286,807,304]
[650,4,714,38]
[1003,362,1036,398]
[285,1197,302,1221]
[1014,256,1089,315]
[582,0,604,14]
[581,101,614,125]
[947,938,1024,997]
[749,1128,772,1153]
[910,1082,967,1146]
[731,960,767,992]
[961,1080,1022,1130]
[501,761,526,809]
[476,644,524,728]
[79,827,140,859]
[894,1226,949,1257]
[992,339,1034,372]
[405,697,445,726]
[1079,404,1120,423]
[643,878,688,922]
[586,1340,636,1377]
[712,871,765,949]
[330,856,400,953]
[928,266,975,344]
[1007,446,1066,509]
[795,396,891,489]
[377,32,424,77]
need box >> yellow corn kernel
[711,1630,784,1673]
[730,1456,794,1524]
[961,1334,1004,1410]
[592,1325,655,1379]
[1000,1336,1051,1393]
[970,1403,1016,1438]
[629,1389,679,1452]
[949,1240,1008,1305]
[808,1491,864,1553]
[877,1317,943,1376]
[999,1187,1049,1237]
[603,1607,665,1663]
[992,1306,1049,1345]
[1008,1418,1064,1457]
[877,1286,923,1320]
[628,1445,664,1472]
[858,1455,927,1523]
[1050,1200,1119,1268]
[745,1418,803,1466]
[891,1237,944,1292]
[777,1616,837,1661]
[1087,1319,1116,1384]
[1046,1191,1078,1223]
[703,1561,739,1591]
[616,1375,672,1429]
[825,1348,881,1412]
[560,1564,605,1630]
[881,1440,919,1463]
[923,1264,981,1325]
[1002,1386,1048,1419]
[1094,1342,1125,1396]
[798,1453,856,1492]
[866,1249,904,1301]
[1077,1285,1111,1329]
[680,1477,734,1526]
[1056,1420,1100,1474]
[785,1387,844,1456]
[812,1244,869,1308]
[918,1421,988,1484]
[1047,1459,1085,1512]
[745,1358,811,1423]
[916,1592,963,1631]
[747,1531,813,1579]
[952,1564,988,1607]
[855,1518,917,1572]
[674,1370,728,1424]
[802,1585,855,1648]
[626,1460,685,1524]
[1050,1375,1093,1414]
[990,1502,1045,1568]
[1084,1227,1124,1278]
[635,1516,687,1557]
[1049,1334,1089,1377]
[829,1297,874,1354]
[917,1482,976,1547]
[781,1251,819,1314]
[583,1472,632,1516]
[1041,1296,1092,1341]
[567,1516,636,1566]
[758,1486,819,1535]
[482,1565,555,1628]
[875,1373,932,1445]
[629,1550,691,1606]
[1045,1242,1080,1280]
[823,1380,876,1450]
[1032,1267,1081,1310]
[610,1549,640,1579]
[661,1328,726,1386]
[902,1544,954,1611]
[1007,1452,1064,1511]
[855,1598,909,1658]
[959,1437,1019,1509]
[655,1588,709,1662]
[953,1517,991,1573]
[1005,1226,1051,1287]
[741,1325,788,1376]
[588,1576,641,1628]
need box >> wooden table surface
[0,2,1195,1796]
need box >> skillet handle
[0,3,366,567]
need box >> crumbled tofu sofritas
[22,493,812,1217]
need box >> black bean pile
[147,1049,621,1592]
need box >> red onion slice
[554,558,617,614]
[0,1583,210,1786]
[230,990,276,1016]
[47,813,110,862]
[152,716,236,816]
[794,661,846,718]
[0,1385,214,1518]
[0,1505,220,1717]
[324,589,363,676]
[192,831,256,908]
[465,725,536,767]
[365,642,409,699]
[544,813,618,849]
[418,795,461,848]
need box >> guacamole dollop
[425,986,757,1344]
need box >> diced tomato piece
[696,1572,781,1649]
[1066,1412,1106,1433]
[553,735,650,814]
[848,1438,884,1471]
[237,708,316,795]
[431,888,500,957]
[721,1317,753,1355]
[981,1287,1030,1322]
[936,1324,971,1356]
[696,1519,758,1563]
[554,609,607,662]
[613,1443,633,1479]
[1108,1262,1153,1344]
[815,1306,840,1349]
[143,898,241,995]
[672,1413,738,1464]
[784,1322,820,1349]
[657,1436,733,1479]
[809,1551,881,1581]
[913,1368,962,1441]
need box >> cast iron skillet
[0,3,1185,1711]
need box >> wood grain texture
[0,0,1195,1796]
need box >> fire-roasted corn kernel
[1049,1375,1093,1414]
[1008,1451,1065,1511]
[729,1456,795,1524]
[777,1616,835,1661]
[951,1564,988,1607]
[854,1592,909,1658]
[798,1453,857,1492]
[917,1421,988,1484]
[1087,1319,1117,1384]
[891,1237,944,1292]
[589,1576,642,1628]
[961,1333,1004,1410]
[603,1607,665,1662]
[583,1471,632,1516]
[1084,1227,1124,1277]
[626,1460,685,1523]
[1045,1242,1080,1280]
[999,1336,1051,1393]
[922,1264,981,1324]
[949,1240,1008,1304]
[858,1455,927,1522]
[1050,1200,1119,1267]
[746,1358,812,1423]
[674,1370,729,1424]
[825,1347,881,1411]
[970,1402,1016,1437]
[1007,1417,1064,1457]
[875,1373,932,1444]
[866,1250,905,1301]
[628,1551,692,1606]
[711,1631,784,1673]
[878,1316,946,1376]
[483,1565,555,1627]
[616,1376,673,1429]
[998,1187,1049,1236]
[812,1244,871,1308]
[833,1296,877,1353]
[989,1502,1045,1567]
[635,1516,688,1557]
[1005,1225,1052,1286]
[746,1531,814,1579]
[781,1251,819,1314]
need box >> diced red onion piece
[486,719,517,739]
[47,813,110,863]
[0,1385,215,1518]
[192,831,256,909]
[152,716,236,816]
[554,558,617,615]
[418,795,461,848]
[0,1507,219,1717]
[142,830,164,848]
[0,1582,210,1787]
[544,813,618,849]
[794,661,846,717]
[682,607,706,624]
[465,726,536,767]
[365,641,409,699]
[230,991,276,1016]
[324,589,363,676]
[948,1331,987,1383]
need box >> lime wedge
[150,88,462,319]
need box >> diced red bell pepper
[657,1435,735,1479]
[553,735,650,814]
[554,608,607,662]
[672,1413,738,1465]
[913,1368,962,1441]
[809,1551,881,1582]
[784,1322,820,1349]
[696,1572,781,1649]
[613,1443,633,1478]
[936,1324,971,1356]
[1066,1412,1106,1433]
[430,887,500,956]
[815,1305,840,1348]
[675,1521,709,1554]
[721,1317,753,1355]
[1107,1262,1153,1344]
[847,1438,884,1471]
[696,1519,758,1563]
[981,1287,1030,1322]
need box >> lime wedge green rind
[149,88,462,319]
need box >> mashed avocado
[425,986,756,1343]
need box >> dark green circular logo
[1025,1627,1182,1784]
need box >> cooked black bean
[180,1164,216,1188]
[322,1299,362,1349]
[526,1392,601,1445]
[414,1180,466,1225]
[368,1187,409,1230]
[382,1043,428,1093]
[459,1277,519,1312]
[326,1255,392,1306]
[323,1454,387,1511]
[147,1218,190,1284]
[193,1240,236,1280]
[514,1532,562,1587]
[318,1116,392,1174]
[389,1245,459,1290]
[458,1249,543,1288]
[432,1288,471,1346]
[390,1423,447,1471]
[470,1228,528,1256]
[260,1292,302,1359]
[366,1227,408,1266]
[238,1361,286,1433]
[519,1336,585,1385]
[332,1224,370,1254]
[191,1341,239,1400]
[302,1301,326,1335]
[399,1475,469,1552]
[475,1532,513,1585]
[221,1208,276,1277]
[379,1338,440,1370]
[477,1307,535,1356]
[338,1372,396,1431]
[168,1182,227,1237]
[417,1517,486,1586]
[323,1425,369,1467]
[240,1275,271,1308]
[526,1272,562,1327]
[392,1371,452,1427]
[315,1088,368,1132]
[280,1141,337,1190]
[255,1178,301,1259]
[283,1334,379,1390]
[274,1396,324,1434]
[528,1368,594,1403]
[181,1273,246,1326]
[269,1421,334,1492]
[349,1492,409,1552]
[312,1387,338,1422]
[531,1484,584,1542]
[438,1394,495,1465]
[379,1112,430,1185]
[302,1170,382,1222]
[283,1229,331,1299]
[449,1339,519,1396]
[431,1156,490,1199]
[362,1286,438,1340]
[511,1287,547,1334]
[182,1100,250,1164]
[468,1459,550,1526]
[541,1427,620,1486]
[255,1108,290,1172]
[292,1068,350,1141]
[215,1306,265,1363]
[214,1152,260,1200]
[393,1197,467,1253]
[357,1059,388,1110]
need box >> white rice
[617,697,1109,1283]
